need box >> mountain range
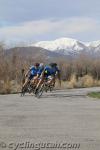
[31,37,100,56]
[5,38,100,62]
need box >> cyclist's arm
[36,67,44,78]
[40,69,45,79]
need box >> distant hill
[4,38,100,63]
[5,46,70,63]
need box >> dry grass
[0,80,20,94]
[67,74,77,88]
[56,74,100,89]
[81,75,94,87]
[0,75,100,94]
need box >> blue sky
[0,0,100,45]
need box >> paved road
[0,87,100,150]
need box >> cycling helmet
[49,63,57,67]
[39,63,44,70]
[34,63,40,67]
[39,63,44,67]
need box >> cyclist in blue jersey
[44,63,60,85]
[31,63,45,86]
[22,63,40,89]
[35,63,61,94]
[37,63,45,76]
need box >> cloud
[0,0,100,23]
[50,17,98,34]
[0,17,99,45]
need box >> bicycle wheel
[35,83,44,98]
[21,86,27,96]
[21,82,30,96]
[49,84,55,91]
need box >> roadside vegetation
[88,92,100,99]
[0,43,100,94]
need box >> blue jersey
[29,66,39,76]
[44,66,59,76]
[37,66,44,76]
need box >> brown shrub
[82,75,94,87]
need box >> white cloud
[0,17,100,44]
[60,17,98,34]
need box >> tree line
[0,44,100,85]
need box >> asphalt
[0,87,100,150]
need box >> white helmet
[39,63,44,67]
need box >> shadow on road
[39,93,86,99]
[20,91,86,99]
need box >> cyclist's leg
[23,74,34,88]
[22,77,29,88]
[34,73,45,93]
[31,75,38,86]
[36,78,43,89]
[51,76,56,86]
[47,75,55,85]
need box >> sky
[0,0,100,46]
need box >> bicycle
[21,80,36,96]
[35,79,55,98]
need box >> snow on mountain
[33,38,86,51]
[31,37,100,56]
[85,40,100,53]
[85,40,100,47]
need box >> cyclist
[35,63,60,94]
[47,63,61,86]
[31,63,45,86]
[22,63,40,90]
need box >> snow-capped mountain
[31,38,100,56]
[85,40,100,53]
[33,38,84,50]
[85,40,100,48]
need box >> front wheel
[21,86,26,96]
[21,81,30,96]
[35,84,44,98]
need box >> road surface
[0,87,100,150]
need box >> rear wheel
[49,82,55,91]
